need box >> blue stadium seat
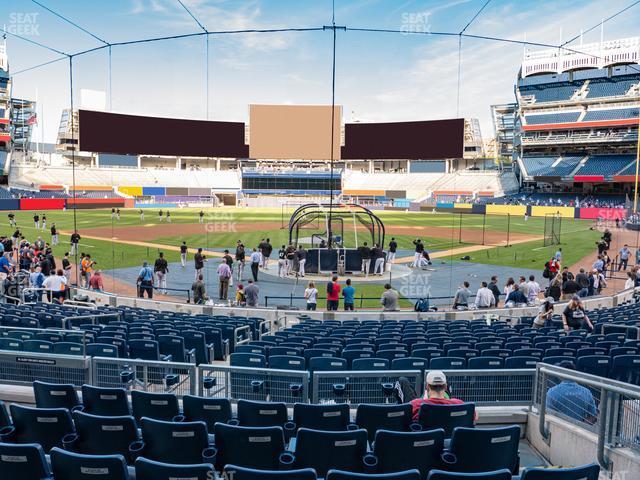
[86,343,119,357]
[33,381,81,410]
[23,339,54,353]
[158,335,194,363]
[609,355,640,385]
[81,385,130,416]
[327,470,421,480]
[68,411,138,459]
[225,464,317,480]
[50,447,129,480]
[289,428,369,477]
[342,350,374,367]
[133,417,212,465]
[373,429,445,476]
[236,344,268,355]
[0,443,52,479]
[519,462,600,479]
[213,423,285,470]
[135,457,214,480]
[505,356,538,369]
[131,391,180,422]
[270,355,306,370]
[443,426,520,474]
[0,338,23,350]
[237,399,289,427]
[429,357,466,369]
[576,355,610,378]
[293,403,351,432]
[182,396,232,431]
[354,404,414,442]
[468,357,504,369]
[391,357,428,371]
[53,342,85,356]
[1,405,74,451]
[0,402,9,428]
[426,470,512,480]
[417,403,475,437]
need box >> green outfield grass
[0,208,597,272]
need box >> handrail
[233,325,252,347]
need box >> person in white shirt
[249,248,262,282]
[43,269,68,304]
[474,282,495,309]
[624,271,635,290]
[304,281,318,311]
[526,275,541,305]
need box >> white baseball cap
[426,370,447,386]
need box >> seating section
[583,107,639,121]
[519,84,581,103]
[525,112,581,125]
[586,77,639,98]
[573,155,635,178]
[521,156,583,177]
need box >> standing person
[139,209,145,222]
[235,241,245,281]
[358,242,371,276]
[518,276,530,299]
[625,271,636,290]
[33,213,40,229]
[89,270,104,292]
[371,244,385,276]
[304,281,318,311]
[70,231,81,256]
[387,237,398,264]
[326,276,340,311]
[158,209,163,222]
[116,208,120,220]
[111,208,116,220]
[244,279,259,307]
[44,269,68,304]
[524,212,529,222]
[217,260,232,300]
[7,212,15,227]
[278,245,287,278]
[563,296,594,332]
[11,228,20,251]
[453,281,471,309]
[198,210,205,224]
[137,261,154,299]
[194,248,205,280]
[166,211,171,223]
[554,247,562,262]
[504,284,527,307]
[235,284,246,306]
[223,249,234,271]
[50,223,59,246]
[342,278,355,311]
[261,238,272,270]
[62,252,72,284]
[81,254,95,288]
[381,283,399,311]
[488,276,501,307]
[180,241,188,268]
[575,268,590,297]
[296,245,307,277]
[285,244,296,275]
[411,239,424,268]
[546,274,562,302]
[526,275,541,305]
[249,247,261,282]
[191,274,207,304]
[474,282,495,309]
[41,214,47,231]
[154,252,169,294]
[619,244,631,271]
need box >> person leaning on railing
[545,361,597,424]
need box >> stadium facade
[512,37,640,193]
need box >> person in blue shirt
[0,252,13,277]
[546,361,597,424]
[342,278,356,311]
[137,261,154,299]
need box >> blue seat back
[131,391,179,422]
[135,457,214,480]
[293,428,369,477]
[0,443,50,478]
[354,404,413,443]
[293,403,351,431]
[72,411,137,458]
[8,404,74,451]
[373,429,445,476]
[327,470,421,480]
[417,403,475,437]
[448,426,520,474]
[237,399,288,427]
[520,462,600,480]
[81,385,130,416]
[213,423,285,470]
[140,417,209,465]
[50,447,128,480]
[182,396,232,431]
[33,381,80,410]
[225,465,317,480]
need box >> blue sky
[2,0,639,143]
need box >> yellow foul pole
[635,112,640,214]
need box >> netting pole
[482,213,486,245]
[458,212,462,244]
[69,55,79,287]
[506,213,511,246]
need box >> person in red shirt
[326,275,340,311]
[394,370,477,422]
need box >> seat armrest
[279,451,295,470]
[0,426,16,443]
[62,433,79,452]
[347,423,359,431]
[202,446,217,464]
[129,440,145,462]
[161,354,172,362]
[363,454,378,473]
[409,422,422,432]
[283,421,296,442]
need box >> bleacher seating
[521,157,556,176]
[586,77,639,98]
[573,155,635,178]
[525,112,581,125]
[583,107,639,121]
[519,84,581,103]
[10,187,69,198]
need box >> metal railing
[0,349,90,386]
[62,312,122,328]
[311,370,423,404]
[198,364,310,404]
[533,363,640,469]
[92,356,197,396]
[444,368,536,406]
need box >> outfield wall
[430,203,628,219]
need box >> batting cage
[543,213,562,246]
[288,203,385,274]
